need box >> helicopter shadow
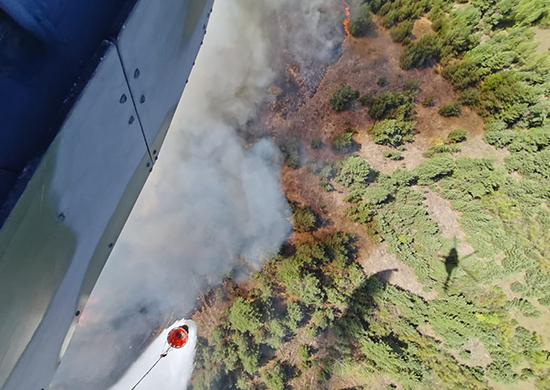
[442,238,478,292]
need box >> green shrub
[383,150,403,160]
[229,297,261,333]
[311,138,323,149]
[422,96,435,107]
[369,119,416,147]
[502,251,537,273]
[403,78,420,92]
[423,143,460,158]
[330,85,360,111]
[390,21,414,43]
[442,61,480,90]
[331,131,355,154]
[336,155,371,187]
[293,206,316,233]
[369,91,415,120]
[359,93,374,106]
[415,154,455,184]
[261,363,285,390]
[391,169,417,187]
[459,89,480,106]
[484,131,517,148]
[377,76,388,87]
[285,301,304,331]
[363,185,393,204]
[447,129,467,144]
[486,358,518,384]
[298,344,312,361]
[439,103,462,117]
[400,33,441,70]
[505,298,541,318]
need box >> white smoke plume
[50,0,342,389]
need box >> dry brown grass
[534,28,550,53]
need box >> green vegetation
[459,88,480,107]
[383,150,403,160]
[359,92,375,106]
[336,155,371,187]
[362,73,420,157]
[310,138,323,149]
[377,76,388,87]
[292,204,317,233]
[422,95,435,107]
[368,90,416,120]
[390,21,414,43]
[439,103,462,117]
[400,33,441,69]
[403,78,420,92]
[369,119,415,147]
[330,85,360,111]
[331,128,356,154]
[261,364,285,390]
[191,222,550,390]
[280,138,300,168]
[423,130,467,157]
[447,129,467,144]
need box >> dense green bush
[400,33,441,69]
[422,95,435,107]
[369,91,415,120]
[293,206,316,233]
[377,76,388,87]
[390,21,414,43]
[261,363,285,390]
[331,131,355,153]
[330,85,360,111]
[505,298,541,318]
[363,185,393,204]
[298,344,312,361]
[442,61,480,90]
[447,129,468,144]
[359,92,375,106]
[483,121,517,148]
[459,89,480,106]
[439,103,462,117]
[229,297,261,333]
[369,119,416,147]
[336,155,371,187]
[415,154,455,184]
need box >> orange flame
[342,0,350,36]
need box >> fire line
[342,0,350,35]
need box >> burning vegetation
[342,0,350,36]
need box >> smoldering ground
[50,0,343,389]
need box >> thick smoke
[50,0,342,389]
